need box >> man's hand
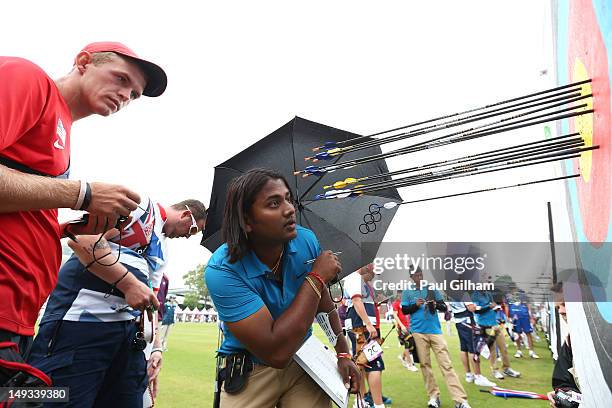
[149,376,159,399]
[365,323,378,339]
[86,182,141,229]
[337,358,360,394]
[116,276,160,311]
[547,391,558,408]
[311,250,342,284]
[148,351,163,381]
[416,298,425,307]
[62,217,131,238]
[466,303,476,313]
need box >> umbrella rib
[290,118,303,209]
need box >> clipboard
[293,335,349,408]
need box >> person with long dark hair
[206,168,360,407]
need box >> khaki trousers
[487,325,510,371]
[159,323,172,350]
[220,360,331,408]
[413,333,467,403]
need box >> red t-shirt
[392,299,410,330]
[0,57,72,335]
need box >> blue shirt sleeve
[401,290,415,307]
[434,290,444,302]
[471,291,491,308]
[205,265,265,323]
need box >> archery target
[558,0,612,314]
[559,0,612,246]
[556,0,612,396]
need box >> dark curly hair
[222,168,293,263]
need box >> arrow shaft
[338,90,586,155]
[312,107,592,174]
[329,79,592,147]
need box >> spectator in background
[157,273,170,321]
[160,295,178,351]
[471,290,521,380]
[345,264,390,408]
[507,290,539,359]
[402,268,471,408]
[391,293,418,372]
[449,301,496,387]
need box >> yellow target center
[572,58,594,182]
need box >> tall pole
[547,201,562,355]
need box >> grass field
[156,323,553,407]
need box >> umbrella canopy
[201,117,402,277]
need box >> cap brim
[130,58,167,97]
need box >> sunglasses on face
[185,205,199,236]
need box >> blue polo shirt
[471,291,497,327]
[401,288,444,335]
[205,226,320,361]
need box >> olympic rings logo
[359,203,382,234]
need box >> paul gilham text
[373,279,495,292]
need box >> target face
[559,0,612,246]
[556,0,612,388]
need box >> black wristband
[104,270,130,299]
[80,182,92,210]
[112,269,130,286]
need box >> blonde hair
[90,52,117,65]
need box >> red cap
[80,42,167,97]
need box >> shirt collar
[242,239,298,279]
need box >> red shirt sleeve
[0,58,49,151]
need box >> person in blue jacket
[471,290,520,380]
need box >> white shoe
[493,370,505,380]
[474,375,496,387]
[503,367,521,378]
[455,401,472,408]
[398,354,410,368]
[407,364,419,372]
[427,397,441,408]
[496,356,502,363]
[514,350,523,358]
[529,350,540,359]
[465,372,474,383]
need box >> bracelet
[337,352,352,360]
[151,347,163,354]
[80,182,92,210]
[305,276,322,299]
[308,271,326,289]
[73,180,87,210]
[104,270,130,298]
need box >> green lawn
[156,323,553,407]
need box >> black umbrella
[201,117,402,278]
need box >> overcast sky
[4,1,574,288]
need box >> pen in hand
[304,251,342,264]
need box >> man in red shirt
[391,294,418,372]
[0,42,166,386]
